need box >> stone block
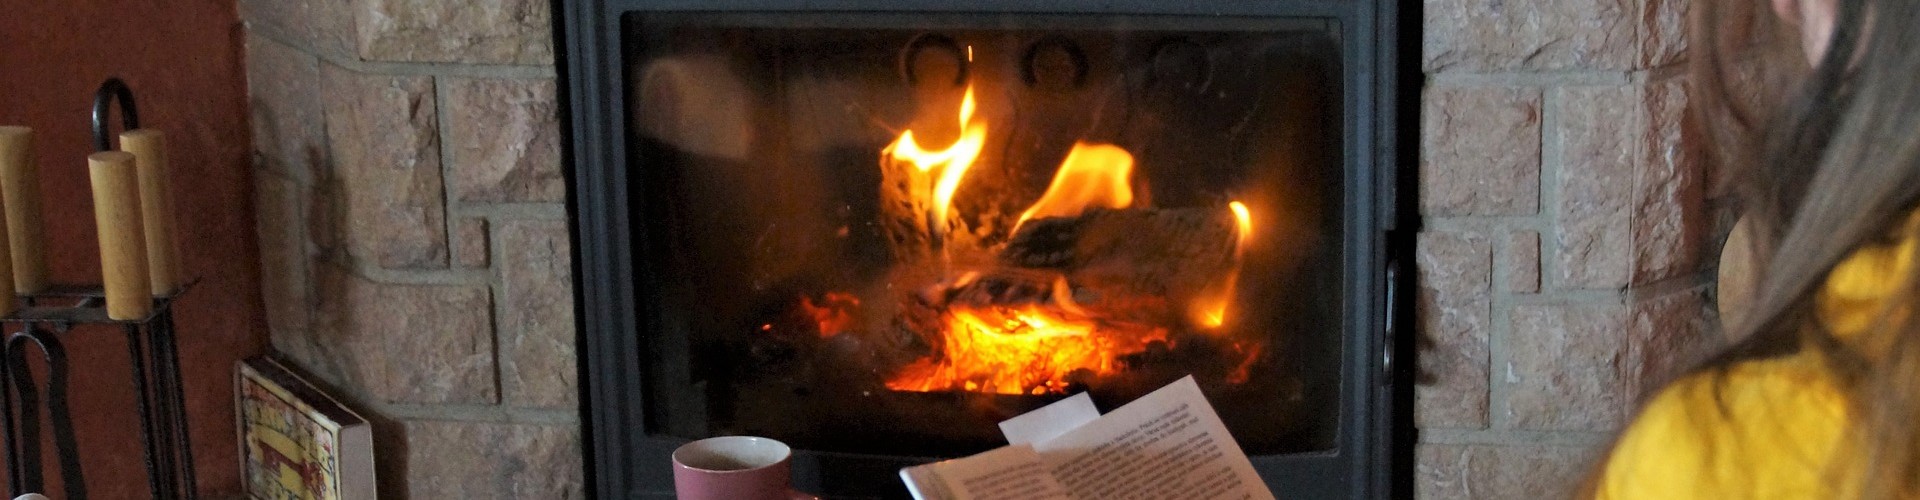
[355,0,553,65]
[1505,231,1541,294]
[1628,289,1717,395]
[239,0,355,56]
[442,77,564,203]
[1421,87,1541,216]
[1414,232,1491,428]
[314,266,496,404]
[455,218,490,269]
[1556,82,1702,289]
[1630,82,1701,284]
[1642,0,1692,68]
[255,172,312,336]
[1506,303,1631,430]
[1422,0,1688,71]
[245,34,326,181]
[320,65,448,269]
[405,420,583,499]
[1416,443,1599,500]
[1423,0,1640,71]
[500,220,578,408]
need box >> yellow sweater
[1592,231,1917,498]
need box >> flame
[885,303,1167,395]
[885,139,1164,394]
[1229,201,1254,252]
[1011,143,1136,234]
[874,87,1263,395]
[1194,201,1254,328]
[885,86,987,237]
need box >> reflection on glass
[627,13,1345,457]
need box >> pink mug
[672,436,816,500]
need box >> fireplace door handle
[900,33,969,88]
[1021,36,1089,90]
[1380,257,1400,385]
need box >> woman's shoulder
[1593,354,1849,499]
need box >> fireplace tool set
[0,78,198,499]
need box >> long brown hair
[1631,0,1920,496]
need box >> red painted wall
[0,0,264,497]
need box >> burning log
[879,152,939,261]
[879,86,989,263]
[1001,206,1239,306]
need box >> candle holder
[0,78,199,500]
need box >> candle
[0,126,46,295]
[120,129,183,295]
[89,151,151,320]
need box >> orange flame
[884,86,987,237]
[877,89,1261,394]
[1194,201,1253,328]
[1011,142,1135,235]
[885,304,1167,395]
[885,138,1157,395]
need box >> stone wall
[1414,0,1724,497]
[237,0,1720,497]
[238,0,580,497]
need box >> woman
[1588,0,1920,497]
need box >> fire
[1011,143,1136,234]
[884,303,1167,395]
[1230,201,1254,250]
[877,83,1256,395]
[1193,201,1254,328]
[883,85,986,241]
[885,138,1156,394]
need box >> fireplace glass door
[626,12,1345,458]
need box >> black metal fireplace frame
[557,1,1416,497]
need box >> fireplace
[559,1,1412,498]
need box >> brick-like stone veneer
[237,0,1718,497]
[239,0,578,497]
[1416,0,1722,497]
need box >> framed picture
[236,356,374,499]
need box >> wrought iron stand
[0,78,199,500]
[2,285,199,500]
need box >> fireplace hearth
[560,1,1413,498]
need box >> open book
[900,376,1275,500]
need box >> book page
[901,444,1072,500]
[999,392,1100,446]
[1032,376,1274,500]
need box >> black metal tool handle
[6,328,86,499]
[92,78,140,152]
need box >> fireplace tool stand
[1,285,199,500]
[0,80,199,500]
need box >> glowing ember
[1226,341,1263,385]
[884,304,1167,395]
[799,292,861,338]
